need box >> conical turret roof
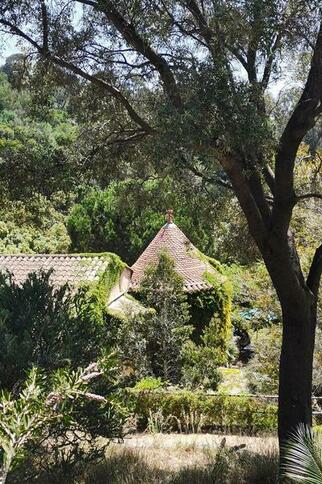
[131,212,217,293]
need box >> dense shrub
[132,377,165,391]
[114,253,192,385]
[127,390,277,434]
[115,253,229,391]
[0,270,111,390]
[139,253,192,383]
[0,360,125,484]
[0,194,70,254]
[194,265,232,358]
[181,341,222,391]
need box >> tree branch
[183,0,216,57]
[272,21,322,234]
[160,0,208,49]
[229,46,248,71]
[296,192,322,202]
[50,55,153,132]
[261,32,282,90]
[217,153,268,247]
[0,18,153,133]
[180,155,234,190]
[263,164,276,195]
[0,18,42,52]
[307,243,322,296]
[183,0,236,91]
[246,47,257,84]
[39,0,49,54]
[248,169,272,224]
[76,0,182,111]
[177,4,273,236]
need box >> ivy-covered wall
[188,253,233,363]
[76,252,128,322]
[134,249,233,364]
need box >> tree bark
[278,291,317,444]
[258,235,319,446]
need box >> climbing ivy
[188,252,233,363]
[74,252,128,324]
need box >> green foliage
[111,310,154,382]
[245,326,322,395]
[102,253,127,298]
[0,362,123,484]
[217,368,248,395]
[127,389,277,435]
[245,326,281,395]
[115,251,232,391]
[0,72,81,254]
[77,252,127,325]
[0,270,112,390]
[67,179,227,264]
[226,262,280,333]
[0,62,263,267]
[114,253,192,385]
[1,54,28,90]
[0,73,78,199]
[206,199,260,265]
[281,424,322,484]
[0,193,71,254]
[187,254,233,365]
[132,377,165,392]
[67,181,165,263]
[137,253,192,383]
[181,341,222,391]
[182,259,233,390]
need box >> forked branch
[76,0,183,111]
[273,21,322,233]
[0,18,153,133]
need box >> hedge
[126,390,277,434]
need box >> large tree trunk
[259,234,319,445]
[278,294,317,444]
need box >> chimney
[166,209,174,224]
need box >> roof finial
[166,208,174,224]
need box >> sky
[0,32,21,64]
[0,30,290,99]
[0,2,83,64]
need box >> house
[0,211,232,350]
[130,210,232,351]
[0,253,136,315]
[131,209,222,293]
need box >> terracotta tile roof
[0,254,111,286]
[130,223,216,293]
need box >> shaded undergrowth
[12,445,278,484]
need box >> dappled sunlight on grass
[28,433,278,484]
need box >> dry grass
[114,433,277,470]
[22,433,279,484]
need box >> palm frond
[281,424,322,484]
